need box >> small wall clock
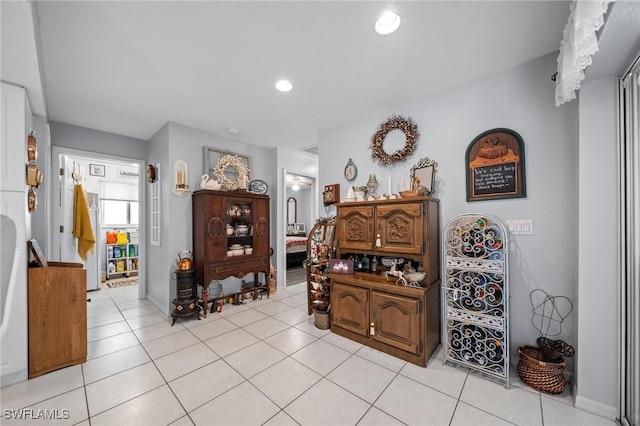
[344,158,357,181]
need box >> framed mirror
[410,157,438,196]
[287,197,297,231]
[203,147,251,189]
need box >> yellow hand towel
[73,183,96,261]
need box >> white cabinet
[0,82,31,386]
[443,214,509,386]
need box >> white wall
[286,186,312,232]
[30,116,51,252]
[320,52,578,363]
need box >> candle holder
[366,174,379,195]
[173,159,190,197]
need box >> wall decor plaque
[466,128,526,202]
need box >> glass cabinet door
[225,200,254,257]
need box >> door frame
[281,168,317,288]
[51,146,146,299]
[618,53,640,426]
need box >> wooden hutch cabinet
[192,189,270,312]
[331,197,440,367]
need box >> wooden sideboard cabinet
[28,262,87,379]
[331,197,441,367]
[336,197,440,286]
[192,190,270,312]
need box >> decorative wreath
[214,154,250,190]
[370,115,420,166]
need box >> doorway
[51,146,145,299]
[283,171,316,287]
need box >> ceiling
[34,1,571,152]
[285,173,313,191]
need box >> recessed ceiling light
[375,11,401,35]
[275,80,293,92]
[226,128,238,135]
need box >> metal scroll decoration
[444,217,505,317]
[529,289,573,338]
[444,215,508,379]
[370,115,419,166]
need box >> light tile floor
[1,283,618,426]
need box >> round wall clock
[344,158,357,181]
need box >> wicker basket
[517,346,567,394]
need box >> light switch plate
[506,219,534,235]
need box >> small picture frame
[89,163,105,177]
[294,223,306,235]
[329,259,354,275]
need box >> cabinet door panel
[376,203,423,254]
[332,282,369,336]
[337,206,374,251]
[28,267,87,378]
[205,195,227,262]
[252,198,270,257]
[371,291,421,354]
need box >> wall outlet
[506,219,534,235]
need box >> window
[100,181,139,227]
[103,200,138,226]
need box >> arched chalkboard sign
[465,128,526,202]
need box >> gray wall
[50,121,148,161]
[318,50,623,416]
[318,50,582,375]
[146,123,171,310]
[144,122,277,313]
[575,76,618,416]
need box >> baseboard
[573,392,619,421]
[145,294,171,318]
[0,368,28,388]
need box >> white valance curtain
[555,0,612,106]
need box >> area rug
[102,277,138,288]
